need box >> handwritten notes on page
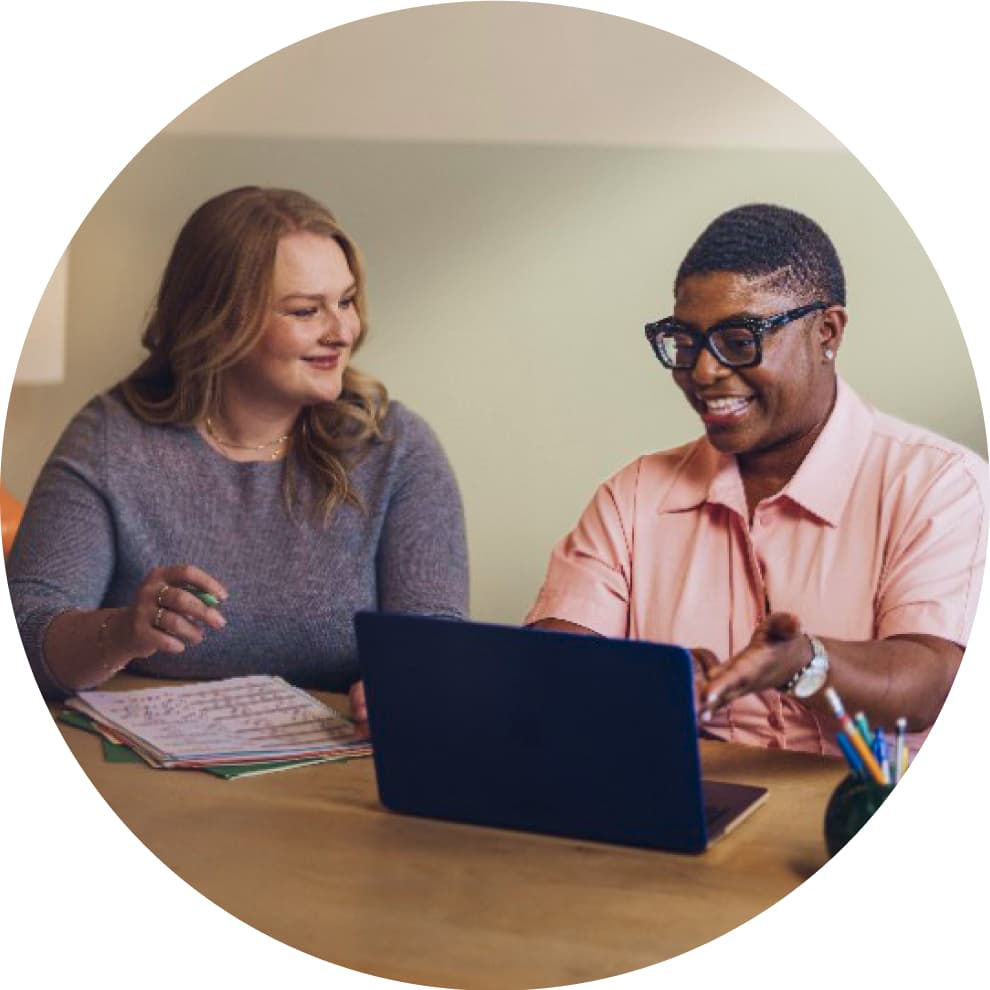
[66,675,372,768]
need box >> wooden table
[54,678,847,990]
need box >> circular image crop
[4,4,986,989]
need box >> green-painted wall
[5,136,983,623]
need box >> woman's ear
[820,305,848,360]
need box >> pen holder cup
[824,773,893,858]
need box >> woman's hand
[112,564,228,660]
[690,647,721,713]
[349,680,369,739]
[698,612,811,720]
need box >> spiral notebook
[355,613,767,853]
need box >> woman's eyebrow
[700,310,768,328]
[672,309,762,330]
[277,283,357,304]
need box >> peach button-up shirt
[526,380,988,755]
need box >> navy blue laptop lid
[355,613,766,854]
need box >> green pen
[181,583,223,608]
[853,710,872,747]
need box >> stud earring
[824,348,834,361]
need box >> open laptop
[354,613,767,854]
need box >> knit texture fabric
[8,391,469,697]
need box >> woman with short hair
[528,203,987,756]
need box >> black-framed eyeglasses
[644,301,829,371]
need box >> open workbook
[65,674,371,770]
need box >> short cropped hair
[675,204,846,306]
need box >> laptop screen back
[356,613,712,852]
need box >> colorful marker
[824,688,888,785]
[872,727,890,784]
[835,729,866,779]
[892,716,907,785]
[182,583,222,608]
[853,711,872,748]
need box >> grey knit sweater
[8,391,469,697]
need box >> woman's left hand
[698,612,812,720]
[349,679,369,738]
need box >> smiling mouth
[698,395,754,423]
[304,354,342,370]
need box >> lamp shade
[1,484,23,556]
[17,250,68,384]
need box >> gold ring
[153,606,165,630]
[155,583,169,608]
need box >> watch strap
[781,634,827,696]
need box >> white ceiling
[167,3,842,150]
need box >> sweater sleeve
[6,397,117,696]
[374,407,469,619]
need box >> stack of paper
[65,675,371,770]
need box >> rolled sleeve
[525,466,637,637]
[876,453,989,645]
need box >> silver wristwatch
[782,635,829,699]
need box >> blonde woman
[9,187,468,719]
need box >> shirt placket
[747,504,787,749]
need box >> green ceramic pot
[824,773,893,858]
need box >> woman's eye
[340,296,355,310]
[290,307,319,318]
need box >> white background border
[2,2,986,988]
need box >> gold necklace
[205,417,291,460]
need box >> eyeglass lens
[658,326,758,369]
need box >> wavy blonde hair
[120,186,388,521]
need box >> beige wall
[3,5,984,626]
[168,3,842,151]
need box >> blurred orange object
[1,483,24,557]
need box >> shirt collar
[656,378,875,526]
[778,377,875,526]
[655,441,743,515]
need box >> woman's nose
[320,308,349,343]
[691,347,728,386]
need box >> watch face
[794,666,828,699]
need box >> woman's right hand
[113,564,229,659]
[690,647,721,714]
[349,680,370,739]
